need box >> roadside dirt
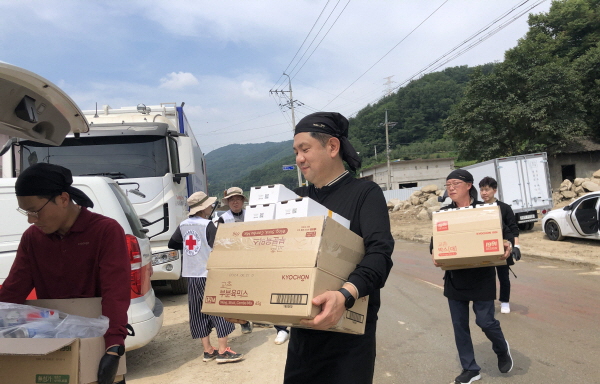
[126,286,287,384]
[125,212,598,383]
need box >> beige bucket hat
[221,186,247,206]
[188,191,217,217]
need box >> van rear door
[0,63,88,146]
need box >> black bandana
[446,169,474,183]
[15,163,94,208]
[446,169,478,200]
[294,112,362,172]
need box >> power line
[321,0,449,110]
[346,0,547,117]
[272,0,331,91]
[289,0,352,81]
[197,121,289,136]
[201,110,280,134]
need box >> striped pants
[187,277,235,339]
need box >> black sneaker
[203,349,218,362]
[216,347,244,363]
[454,369,481,384]
[240,321,253,334]
[498,340,514,373]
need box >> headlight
[152,250,179,266]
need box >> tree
[445,0,600,160]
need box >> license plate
[521,214,535,220]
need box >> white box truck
[463,152,553,230]
[2,103,208,294]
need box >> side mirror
[177,136,196,175]
[563,205,572,211]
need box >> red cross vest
[221,209,245,224]
[179,216,211,278]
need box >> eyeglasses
[16,199,52,218]
[444,181,466,189]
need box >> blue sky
[0,0,551,153]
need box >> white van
[0,62,163,351]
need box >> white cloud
[159,72,200,90]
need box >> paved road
[375,240,600,383]
[128,240,599,383]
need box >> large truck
[463,152,553,230]
[2,103,208,293]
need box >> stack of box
[432,204,507,270]
[0,298,126,384]
[245,184,350,229]
[203,213,368,334]
[245,184,298,222]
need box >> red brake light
[126,234,150,299]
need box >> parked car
[0,62,163,350]
[542,191,600,241]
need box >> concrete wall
[547,151,600,190]
[360,158,454,190]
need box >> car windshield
[19,135,169,179]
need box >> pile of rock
[553,169,600,205]
[387,184,443,221]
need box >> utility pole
[271,73,303,187]
[380,110,397,191]
[374,145,377,161]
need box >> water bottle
[0,326,36,338]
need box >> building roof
[361,157,454,172]
[557,138,600,154]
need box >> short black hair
[310,132,334,147]
[479,176,498,189]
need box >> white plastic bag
[0,302,109,338]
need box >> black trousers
[284,321,377,384]
[448,299,508,371]
[496,265,511,303]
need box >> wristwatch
[107,345,125,356]
[338,288,356,309]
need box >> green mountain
[205,64,490,194]
[205,140,295,195]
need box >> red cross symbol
[185,235,197,250]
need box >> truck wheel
[170,276,189,294]
[544,220,564,241]
[527,222,535,230]
[518,223,529,231]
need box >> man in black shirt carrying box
[284,112,395,384]
[431,169,514,384]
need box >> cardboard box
[249,184,298,205]
[432,204,505,269]
[204,216,368,334]
[0,298,126,384]
[207,216,363,278]
[275,197,351,229]
[203,268,369,334]
[245,203,276,222]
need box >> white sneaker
[274,330,290,345]
[501,302,510,314]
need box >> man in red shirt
[0,163,130,384]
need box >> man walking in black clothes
[431,169,514,384]
[479,176,521,314]
[283,112,395,384]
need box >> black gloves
[512,247,521,261]
[98,352,121,384]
